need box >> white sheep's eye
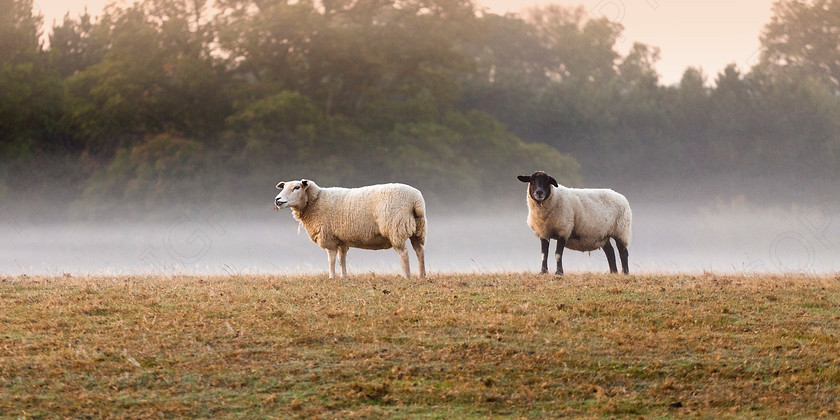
[293,186,300,190]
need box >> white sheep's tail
[616,205,632,248]
[412,198,427,245]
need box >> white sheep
[517,171,632,275]
[274,179,426,279]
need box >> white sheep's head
[275,179,311,210]
[517,171,558,202]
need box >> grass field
[2,272,839,418]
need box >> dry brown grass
[2,272,840,418]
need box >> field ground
[1,272,840,418]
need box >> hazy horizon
[3,190,837,276]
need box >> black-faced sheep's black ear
[517,175,531,183]
[548,176,558,188]
[276,182,285,190]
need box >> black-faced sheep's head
[517,171,558,202]
[275,179,310,210]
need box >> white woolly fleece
[294,182,426,250]
[276,179,426,279]
[525,185,632,251]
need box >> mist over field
[2,184,838,276]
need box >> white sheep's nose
[275,198,287,206]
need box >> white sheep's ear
[548,176,558,187]
[300,179,310,188]
[517,175,531,183]
[276,182,285,190]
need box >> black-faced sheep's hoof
[540,267,548,274]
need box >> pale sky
[33,0,777,85]
[480,0,777,85]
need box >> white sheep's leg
[603,240,618,273]
[327,248,338,279]
[338,246,349,278]
[410,236,425,279]
[393,242,411,278]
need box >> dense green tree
[460,5,626,152]
[4,0,840,211]
[748,72,840,176]
[61,0,229,154]
[0,0,64,156]
[0,0,41,63]
[760,0,840,92]
[215,0,319,94]
[707,65,758,170]
[616,42,660,91]
[458,13,548,139]
[525,5,621,84]
[48,11,109,78]
[217,0,478,127]
[81,133,215,211]
[670,67,710,164]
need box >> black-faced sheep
[275,179,426,278]
[517,171,632,275]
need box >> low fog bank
[2,195,838,276]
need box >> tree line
[1,0,838,213]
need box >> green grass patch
[1,273,839,417]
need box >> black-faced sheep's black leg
[603,240,618,273]
[616,240,630,275]
[554,237,566,275]
[540,238,550,274]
